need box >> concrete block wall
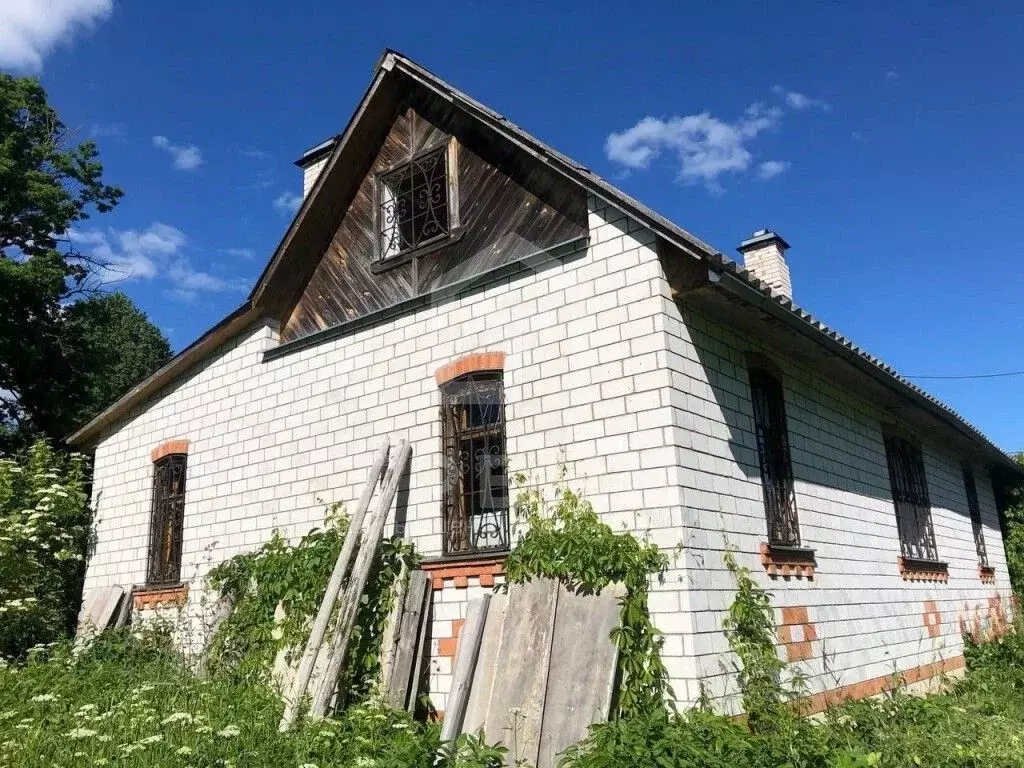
[661,300,1012,712]
[83,197,696,711]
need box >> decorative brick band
[898,556,948,583]
[760,542,815,580]
[434,351,506,386]
[778,605,817,662]
[979,565,996,584]
[437,618,465,659]
[795,655,965,716]
[133,583,189,609]
[922,600,942,638]
[420,555,507,590]
[151,439,190,463]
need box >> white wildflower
[97,735,112,742]
[30,693,57,702]
[176,746,194,756]
[94,760,109,766]
[67,728,98,739]
[216,724,241,738]
[139,734,164,745]
[162,712,194,725]
[299,763,319,768]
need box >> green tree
[0,74,169,448]
[1001,453,1024,594]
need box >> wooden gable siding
[280,97,587,344]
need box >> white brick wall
[84,195,1011,714]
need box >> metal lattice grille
[378,145,449,260]
[147,454,186,585]
[883,435,938,561]
[963,466,989,567]
[440,373,509,556]
[749,368,801,547]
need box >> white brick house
[71,50,1021,716]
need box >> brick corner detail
[434,351,506,386]
[760,542,815,580]
[151,439,190,463]
[897,556,948,583]
[979,565,996,584]
[778,605,818,662]
[420,555,508,591]
[922,599,942,638]
[133,583,189,609]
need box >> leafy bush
[507,474,671,718]
[0,441,90,658]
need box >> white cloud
[67,222,248,301]
[152,135,203,171]
[224,247,255,259]
[273,191,302,215]
[772,85,830,111]
[0,0,111,71]
[757,160,790,180]
[240,148,270,160]
[605,103,783,189]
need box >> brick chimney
[294,137,337,198]
[737,230,792,299]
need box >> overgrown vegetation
[1000,453,1024,593]
[0,441,91,658]
[506,472,671,718]
[205,504,416,708]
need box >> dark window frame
[440,371,510,557]
[882,432,940,562]
[963,465,990,567]
[147,453,187,586]
[748,366,802,548]
[375,143,452,263]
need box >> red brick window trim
[151,439,190,463]
[434,351,506,387]
[760,542,815,580]
[979,565,996,584]
[898,556,949,583]
[420,554,507,590]
[133,583,189,610]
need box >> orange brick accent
[133,583,189,609]
[922,600,942,638]
[151,439,190,463]
[897,556,948,583]
[760,543,815,580]
[434,351,506,386]
[437,619,466,659]
[795,655,965,716]
[778,605,817,662]
[979,565,996,584]
[420,555,507,591]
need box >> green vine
[506,473,671,719]
[205,502,417,706]
[721,551,787,732]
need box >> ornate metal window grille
[440,372,509,556]
[749,368,801,547]
[147,454,187,585]
[883,434,938,561]
[963,466,990,567]
[378,145,449,260]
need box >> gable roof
[67,50,1023,481]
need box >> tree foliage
[1001,453,1024,594]
[0,74,169,448]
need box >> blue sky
[3,1,1023,451]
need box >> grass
[4,622,1024,767]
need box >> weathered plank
[536,583,625,768]
[405,577,433,712]
[279,438,390,730]
[483,579,559,766]
[378,560,409,694]
[462,590,507,734]
[441,595,491,742]
[76,586,125,642]
[384,569,431,709]
[308,440,412,717]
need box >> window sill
[979,565,996,584]
[760,542,816,579]
[897,556,948,583]
[420,552,508,590]
[133,583,189,609]
[370,227,465,274]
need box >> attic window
[377,145,450,261]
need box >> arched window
[440,372,509,556]
[147,453,187,585]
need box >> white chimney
[737,229,792,299]
[295,137,336,198]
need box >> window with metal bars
[378,145,450,261]
[440,372,509,556]
[963,465,990,567]
[748,367,801,547]
[882,433,939,562]
[147,453,187,585]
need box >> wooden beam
[440,595,491,741]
